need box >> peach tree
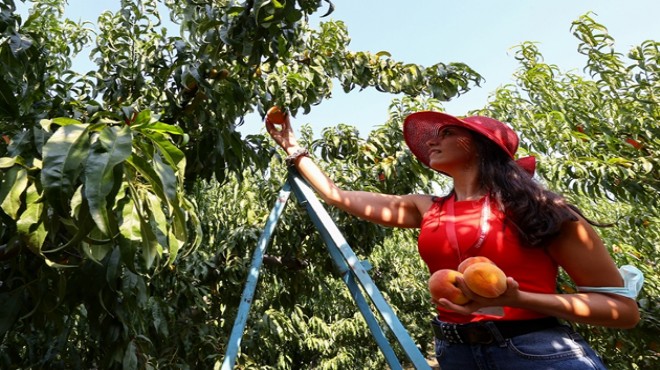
[476,14,658,369]
[0,0,481,368]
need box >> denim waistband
[431,317,560,344]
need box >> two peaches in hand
[428,256,507,305]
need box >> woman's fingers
[265,118,279,132]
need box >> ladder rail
[287,170,431,369]
[220,182,293,370]
[220,171,431,369]
[341,269,404,370]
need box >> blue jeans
[434,324,608,369]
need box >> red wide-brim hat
[403,111,535,175]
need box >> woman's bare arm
[266,112,432,228]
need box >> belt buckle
[465,324,494,344]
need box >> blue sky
[16,0,660,137]
[303,0,659,137]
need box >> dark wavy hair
[470,132,606,247]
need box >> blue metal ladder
[220,169,432,370]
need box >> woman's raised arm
[265,109,431,228]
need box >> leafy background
[0,1,658,369]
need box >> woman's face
[426,126,479,174]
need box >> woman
[265,110,640,369]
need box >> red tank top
[418,195,558,323]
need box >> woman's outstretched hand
[265,106,299,152]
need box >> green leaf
[7,130,33,158]
[17,184,47,256]
[137,191,163,269]
[125,154,167,203]
[640,158,653,174]
[168,204,190,264]
[126,110,152,129]
[52,117,85,127]
[33,126,50,157]
[144,191,169,250]
[84,125,132,236]
[0,157,17,168]
[0,166,28,219]
[152,152,177,207]
[122,340,138,370]
[118,195,142,243]
[136,121,184,136]
[41,123,90,213]
[45,195,98,256]
[139,217,160,269]
[82,229,113,263]
[116,191,139,270]
[0,74,19,118]
[606,157,631,165]
[180,198,202,255]
[143,131,185,173]
[106,246,121,284]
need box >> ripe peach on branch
[266,106,288,124]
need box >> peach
[625,137,643,150]
[457,256,494,273]
[462,262,507,298]
[266,106,287,124]
[428,269,471,305]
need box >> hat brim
[403,111,534,175]
[403,111,480,168]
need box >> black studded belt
[431,317,560,344]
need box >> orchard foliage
[0,0,657,368]
[476,13,659,369]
